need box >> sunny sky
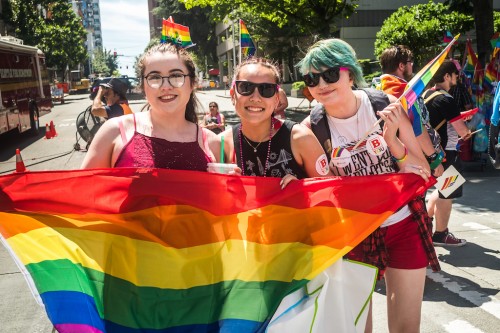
[99,0,151,78]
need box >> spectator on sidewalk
[202,102,225,134]
[424,60,472,247]
[91,78,132,119]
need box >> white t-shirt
[325,92,411,227]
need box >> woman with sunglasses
[298,39,435,333]
[202,102,225,134]
[82,43,219,169]
[220,57,330,187]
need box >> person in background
[424,60,472,247]
[379,45,445,177]
[298,38,437,333]
[220,57,331,189]
[274,88,288,119]
[91,78,133,119]
[82,43,220,169]
[449,60,474,112]
[202,101,225,134]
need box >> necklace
[242,135,262,153]
[239,118,275,176]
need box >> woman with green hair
[298,38,439,333]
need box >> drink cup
[207,163,237,174]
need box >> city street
[0,91,499,332]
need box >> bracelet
[429,150,444,170]
[391,145,408,163]
[425,152,438,163]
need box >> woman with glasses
[220,57,330,186]
[82,43,219,170]
[298,38,435,333]
[202,102,225,134]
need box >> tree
[445,0,494,66]
[181,0,358,38]
[374,1,474,67]
[8,0,88,80]
[92,49,111,76]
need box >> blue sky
[100,0,150,77]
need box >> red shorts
[347,214,428,274]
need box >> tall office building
[69,0,103,76]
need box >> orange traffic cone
[15,149,27,173]
[49,120,57,137]
[45,123,52,139]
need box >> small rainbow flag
[161,16,194,48]
[0,168,432,332]
[399,34,460,113]
[443,31,453,43]
[240,19,256,59]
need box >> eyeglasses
[144,73,191,89]
[302,67,349,87]
[234,81,279,98]
[209,105,218,108]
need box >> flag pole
[238,19,242,65]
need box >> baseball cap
[100,78,127,99]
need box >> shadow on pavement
[438,242,500,271]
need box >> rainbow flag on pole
[240,19,256,59]
[399,34,460,112]
[161,16,194,48]
[0,168,431,332]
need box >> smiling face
[143,52,193,116]
[231,64,279,125]
[306,67,353,108]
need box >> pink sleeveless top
[114,114,214,171]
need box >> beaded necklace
[239,118,275,177]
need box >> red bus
[0,36,52,136]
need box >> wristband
[391,145,408,163]
[429,150,444,170]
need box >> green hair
[296,38,367,88]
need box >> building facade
[69,0,103,76]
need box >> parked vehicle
[69,70,91,94]
[0,36,52,136]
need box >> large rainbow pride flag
[240,19,256,59]
[161,16,194,48]
[0,168,431,332]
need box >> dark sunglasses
[234,81,279,98]
[303,66,349,87]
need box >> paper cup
[207,163,237,174]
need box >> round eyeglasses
[144,73,191,89]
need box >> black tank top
[233,119,308,179]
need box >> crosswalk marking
[463,222,499,234]
[444,319,484,333]
[427,271,500,321]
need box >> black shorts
[439,150,463,199]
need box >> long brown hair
[137,43,199,123]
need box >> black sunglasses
[234,81,279,98]
[302,66,349,87]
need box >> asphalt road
[0,92,499,332]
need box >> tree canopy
[7,0,88,79]
[374,1,474,67]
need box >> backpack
[310,88,390,161]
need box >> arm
[81,118,121,168]
[218,113,226,130]
[300,115,312,129]
[290,123,331,178]
[91,87,108,118]
[416,129,444,177]
[377,102,430,180]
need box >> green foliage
[494,11,500,32]
[92,49,119,77]
[374,1,474,66]
[8,0,88,79]
[292,81,305,90]
[182,0,359,38]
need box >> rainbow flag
[443,31,453,43]
[399,34,459,113]
[0,168,432,332]
[240,19,256,58]
[484,59,499,92]
[161,16,194,48]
